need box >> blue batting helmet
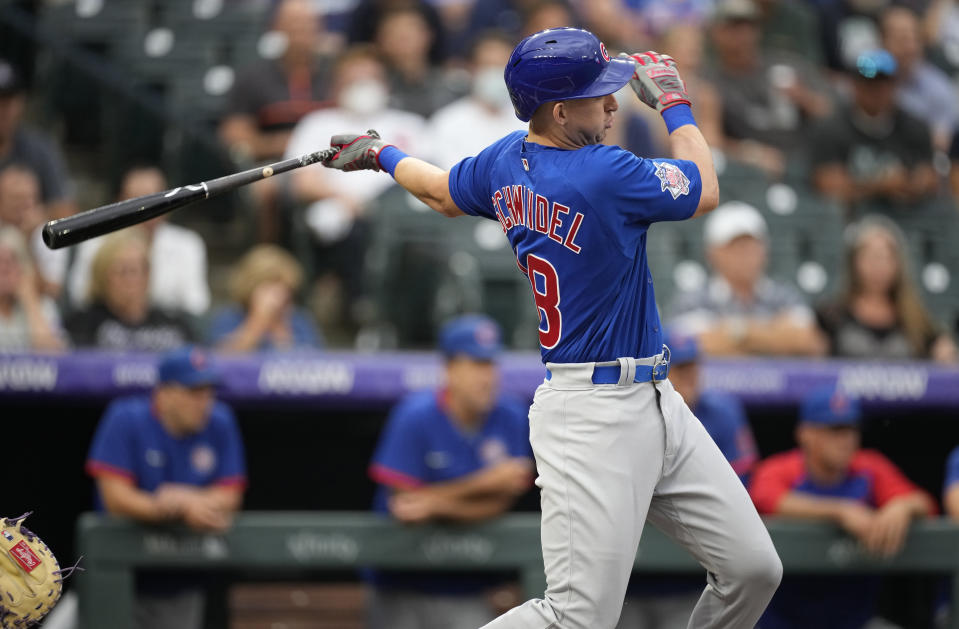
[504,27,635,122]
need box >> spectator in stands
[816,214,957,363]
[880,5,958,152]
[208,244,322,352]
[810,49,938,210]
[0,58,75,220]
[63,165,211,318]
[463,0,582,55]
[349,0,447,63]
[85,345,246,629]
[749,384,935,629]
[374,6,465,118]
[220,0,332,244]
[755,0,825,64]
[0,226,63,352]
[285,46,427,339]
[705,0,833,178]
[427,31,525,169]
[64,228,195,351]
[617,329,758,629]
[945,445,959,519]
[0,164,61,297]
[668,202,826,357]
[220,0,331,165]
[366,314,534,629]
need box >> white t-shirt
[65,222,210,316]
[284,106,429,205]
[427,97,526,170]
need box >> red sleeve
[853,450,936,512]
[748,450,804,514]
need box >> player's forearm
[945,485,959,520]
[776,492,858,521]
[99,482,174,524]
[427,464,525,501]
[430,493,517,522]
[392,157,463,217]
[201,486,244,514]
[667,125,718,218]
[884,493,934,519]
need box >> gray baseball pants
[481,357,782,629]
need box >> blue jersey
[946,446,959,495]
[448,131,702,363]
[694,390,758,481]
[85,395,247,509]
[369,389,533,503]
[367,388,533,594]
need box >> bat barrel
[40,148,337,250]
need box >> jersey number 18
[527,254,562,349]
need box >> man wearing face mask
[428,32,527,170]
[284,46,428,338]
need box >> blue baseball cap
[800,385,861,427]
[663,328,699,365]
[157,346,220,387]
[854,49,897,80]
[439,314,503,361]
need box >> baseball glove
[0,514,74,629]
[619,51,691,114]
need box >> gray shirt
[667,275,814,336]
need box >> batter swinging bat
[41,147,338,249]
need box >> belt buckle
[652,345,670,383]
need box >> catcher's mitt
[0,514,75,629]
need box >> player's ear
[552,101,567,126]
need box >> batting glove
[619,51,691,114]
[323,130,391,172]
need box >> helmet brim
[568,57,635,101]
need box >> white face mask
[472,68,511,109]
[338,79,389,117]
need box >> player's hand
[248,281,290,326]
[619,51,691,114]
[322,130,389,172]
[866,499,915,557]
[490,458,536,496]
[181,495,233,532]
[389,490,438,524]
[836,501,876,543]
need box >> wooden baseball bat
[41,147,337,249]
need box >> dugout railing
[76,512,959,629]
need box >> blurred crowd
[1,0,958,360]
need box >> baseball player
[322,27,782,629]
[85,346,247,629]
[367,314,534,629]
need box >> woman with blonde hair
[208,244,322,352]
[65,228,194,350]
[0,226,64,351]
[816,215,956,362]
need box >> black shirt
[66,302,194,351]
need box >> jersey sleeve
[368,399,430,490]
[856,450,929,508]
[748,452,802,514]
[502,398,533,459]
[705,394,758,479]
[85,400,137,483]
[212,404,247,488]
[584,146,701,224]
[448,133,523,220]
